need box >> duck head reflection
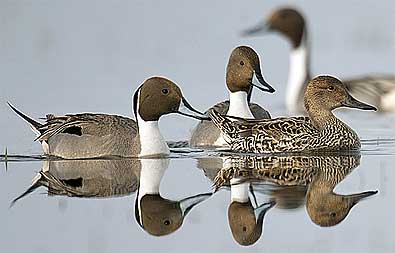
[199,156,276,246]
[135,158,212,236]
[205,152,377,231]
[228,191,275,246]
[305,155,378,226]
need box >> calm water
[1,1,395,252]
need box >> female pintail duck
[208,75,377,153]
[9,77,208,159]
[190,46,275,148]
[243,7,395,113]
[213,154,377,227]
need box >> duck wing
[36,113,138,142]
[209,109,317,153]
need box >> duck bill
[179,192,212,216]
[241,21,269,37]
[252,71,275,93]
[346,190,378,206]
[343,94,377,111]
[254,200,276,222]
[177,98,210,120]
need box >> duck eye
[164,219,171,226]
[161,88,169,95]
[327,86,335,91]
[329,212,336,218]
[240,61,244,66]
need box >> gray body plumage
[38,113,141,158]
[344,75,395,110]
[12,159,140,205]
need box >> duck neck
[227,91,254,119]
[286,31,311,113]
[137,114,170,157]
[138,159,169,198]
[230,180,250,203]
[306,103,335,131]
[137,158,169,224]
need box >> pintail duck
[243,7,395,113]
[190,46,275,148]
[213,153,378,227]
[9,77,208,159]
[11,159,141,206]
[209,76,377,153]
[228,187,275,246]
[135,158,212,236]
[196,156,275,246]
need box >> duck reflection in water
[135,158,212,236]
[12,158,212,236]
[209,152,377,231]
[198,157,276,246]
[12,159,141,204]
[227,181,275,246]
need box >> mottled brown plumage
[209,76,376,153]
[213,153,377,227]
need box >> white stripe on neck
[214,91,254,146]
[227,91,254,118]
[136,90,170,157]
[137,158,170,224]
[230,179,250,203]
[286,35,309,113]
[138,159,169,198]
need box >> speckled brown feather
[190,101,271,147]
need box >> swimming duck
[190,46,275,148]
[9,77,208,159]
[243,7,395,113]
[208,75,376,153]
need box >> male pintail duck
[228,185,275,246]
[135,158,212,236]
[11,159,141,206]
[190,46,275,148]
[243,7,395,113]
[9,77,208,159]
[208,75,377,153]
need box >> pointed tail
[208,109,240,143]
[10,172,43,207]
[7,102,43,136]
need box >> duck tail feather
[10,172,43,208]
[208,109,239,142]
[7,102,43,136]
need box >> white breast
[214,91,254,146]
[137,116,170,157]
[286,41,309,113]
